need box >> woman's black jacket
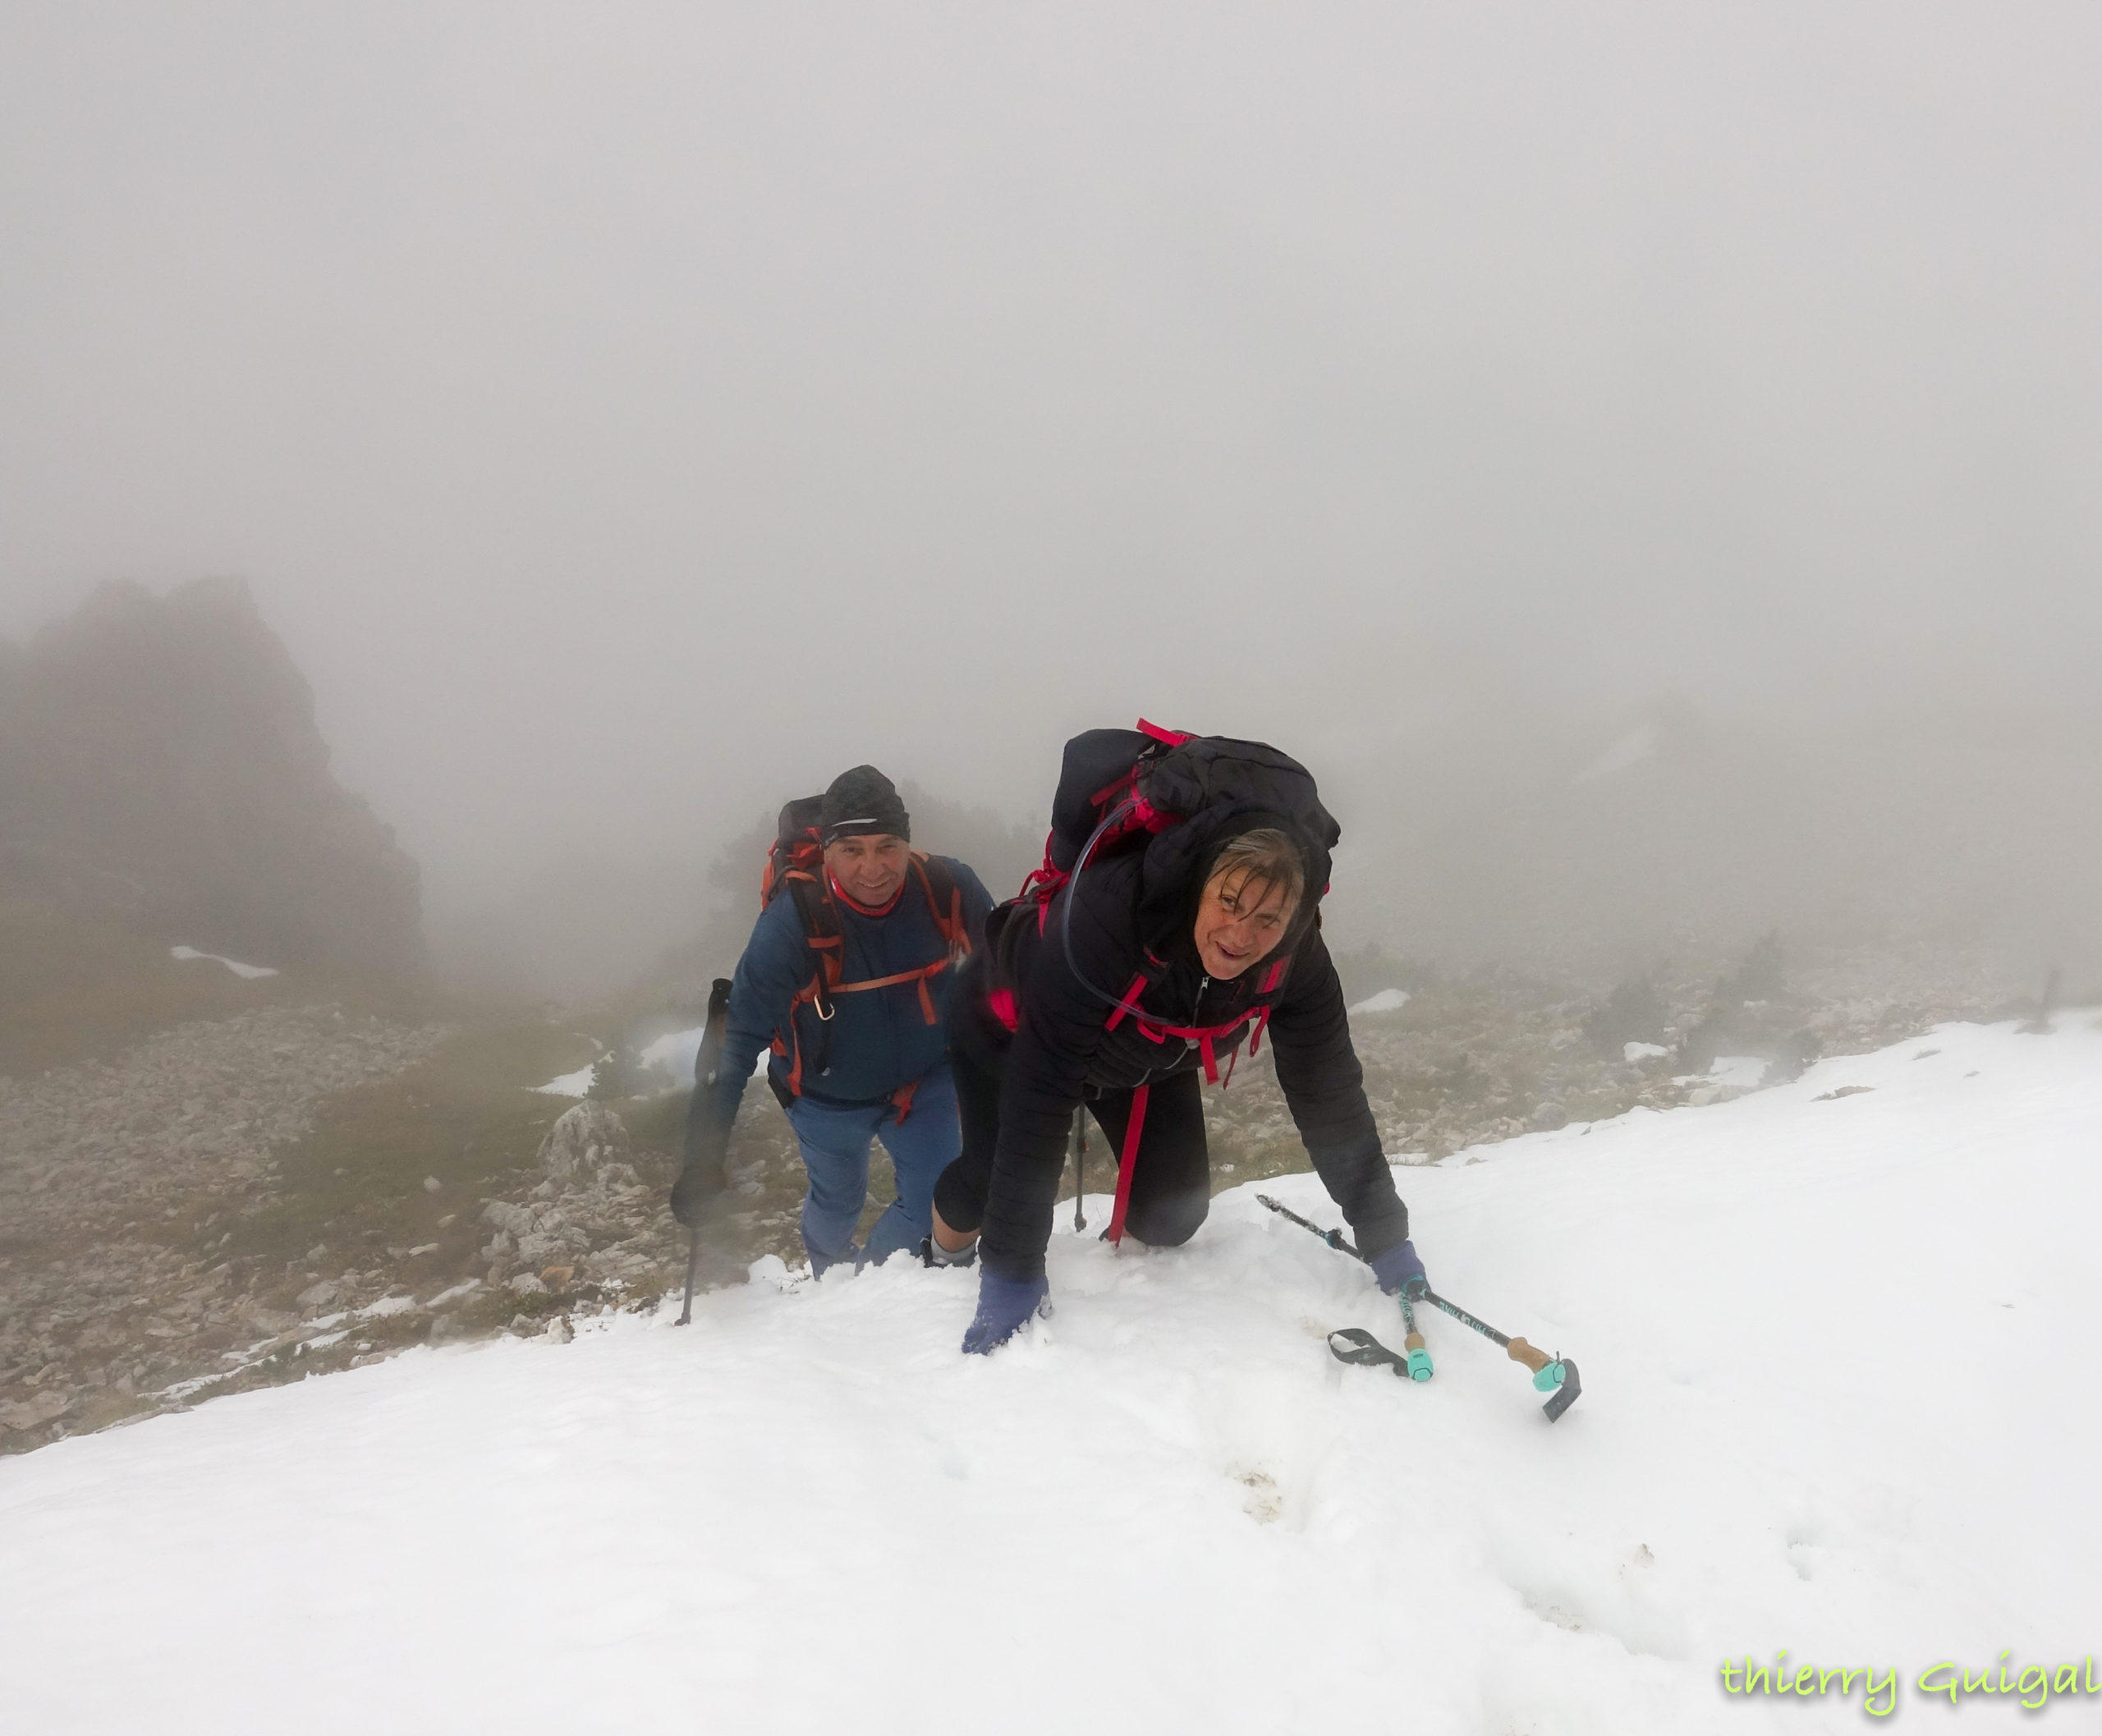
[968,848,1409,1284]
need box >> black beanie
[819,765,911,845]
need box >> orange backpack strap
[805,853,972,1027]
[829,958,950,1024]
[772,856,975,1091]
[908,852,972,957]
[769,870,847,1095]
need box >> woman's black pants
[933,1040,1212,1251]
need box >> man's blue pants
[784,1065,961,1272]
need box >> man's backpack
[760,796,972,1109]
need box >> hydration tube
[1058,795,1145,1013]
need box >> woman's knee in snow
[1127,1189,1209,1248]
[932,1160,986,1237]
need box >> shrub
[1583,976,1667,1057]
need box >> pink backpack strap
[1104,1082,1151,1246]
[1246,1003,1274,1059]
[1103,972,1150,1032]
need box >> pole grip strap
[1326,1327,1409,1375]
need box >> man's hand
[961,1270,1049,1354]
[671,1110,731,1228]
[669,1160,719,1229]
[1370,1238,1427,1299]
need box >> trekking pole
[677,1209,705,1327]
[1071,1110,1088,1233]
[677,977,733,1327]
[1259,1196,1430,1382]
[1397,1293,1434,1382]
[1257,1194,1579,1421]
[1256,1193,1356,1254]
[1412,1287,1581,1422]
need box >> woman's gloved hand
[961,1269,1050,1354]
[1370,1238,1427,1298]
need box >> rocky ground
[0,936,2047,1456]
[0,1006,449,1449]
[1202,936,2035,1181]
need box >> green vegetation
[0,897,437,1077]
[0,899,284,1076]
[219,1023,603,1284]
[1678,932,1795,1071]
[1582,975,1668,1057]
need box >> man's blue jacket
[691,856,994,1144]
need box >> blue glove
[1370,1238,1427,1298]
[961,1270,1050,1355]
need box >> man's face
[824,834,911,907]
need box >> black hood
[1127,733,1339,958]
[1133,803,1331,962]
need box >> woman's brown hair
[1203,827,1304,921]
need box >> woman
[927,756,1425,1354]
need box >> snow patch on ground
[168,944,278,979]
[531,1064,599,1097]
[1348,987,1412,1015]
[639,1023,769,1086]
[1705,1054,1768,1090]
[1624,1040,1670,1061]
[5,1016,2098,1734]
[535,1028,765,1096]
[1673,1054,1771,1092]
[639,1024,705,1077]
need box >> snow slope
[6,1017,2101,1735]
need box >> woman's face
[1191,869,1296,981]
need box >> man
[671,765,993,1273]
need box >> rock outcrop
[534,1100,633,1185]
[479,1102,668,1289]
[0,576,423,983]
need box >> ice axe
[1257,1193,1581,1421]
[675,976,733,1326]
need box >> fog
[4,4,2098,997]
